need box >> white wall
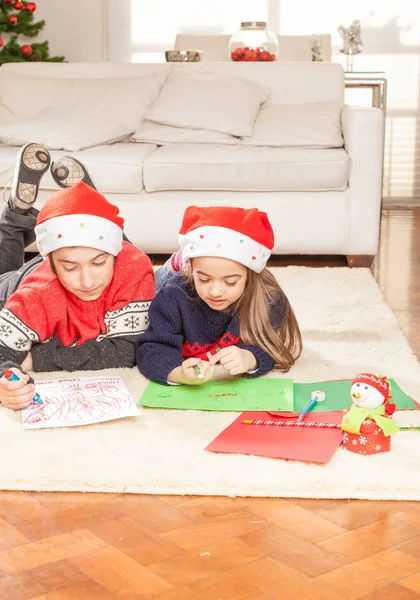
[36,0,107,62]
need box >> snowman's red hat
[352,373,396,415]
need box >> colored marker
[4,369,43,404]
[193,365,203,379]
[297,390,326,422]
[194,348,221,378]
[242,419,339,429]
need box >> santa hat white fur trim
[35,213,123,257]
[180,225,271,273]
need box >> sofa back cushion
[145,69,269,137]
[0,69,169,131]
[242,102,344,148]
[132,121,239,145]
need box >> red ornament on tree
[0,37,3,48]
[9,15,18,24]
[14,1,24,8]
[3,0,15,4]
[31,2,37,9]
[20,44,33,57]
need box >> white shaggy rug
[1,267,420,501]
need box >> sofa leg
[346,255,375,268]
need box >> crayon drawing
[21,376,139,430]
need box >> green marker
[194,348,220,378]
[193,365,202,379]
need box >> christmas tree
[0,0,65,63]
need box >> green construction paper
[294,379,418,413]
[140,378,294,412]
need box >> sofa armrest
[341,105,385,256]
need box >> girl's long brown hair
[186,265,302,372]
[235,268,302,372]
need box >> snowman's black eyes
[365,386,368,390]
[356,383,360,387]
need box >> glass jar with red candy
[229,21,279,62]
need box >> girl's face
[51,246,115,301]
[192,256,247,311]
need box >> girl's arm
[136,287,186,385]
[237,342,275,376]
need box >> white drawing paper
[21,376,139,430]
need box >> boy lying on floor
[0,143,155,411]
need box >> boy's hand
[209,346,257,376]
[21,352,33,372]
[0,369,35,411]
[168,356,214,385]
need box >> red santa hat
[179,206,274,273]
[35,182,124,257]
[352,373,396,415]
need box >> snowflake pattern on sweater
[0,242,155,373]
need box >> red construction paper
[206,411,344,464]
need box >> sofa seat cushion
[143,145,350,192]
[0,143,158,194]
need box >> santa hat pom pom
[385,402,396,416]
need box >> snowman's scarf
[342,404,399,436]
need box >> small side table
[344,71,387,116]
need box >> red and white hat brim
[35,213,123,257]
[180,225,271,273]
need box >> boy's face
[51,247,115,301]
[192,256,247,311]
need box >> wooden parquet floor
[1,206,420,600]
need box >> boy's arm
[136,288,185,385]
[0,306,40,373]
[30,334,142,372]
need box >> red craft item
[14,1,23,8]
[9,15,18,23]
[342,415,391,455]
[206,411,344,464]
[0,37,3,48]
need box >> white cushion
[145,68,270,137]
[132,120,239,146]
[0,102,19,126]
[0,113,130,152]
[242,102,344,148]
[143,145,350,192]
[0,70,168,131]
[0,143,158,194]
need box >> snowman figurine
[342,373,399,436]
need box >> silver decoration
[338,20,363,56]
[165,50,202,62]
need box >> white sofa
[0,61,384,265]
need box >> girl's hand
[209,346,257,376]
[0,369,35,411]
[168,356,215,385]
